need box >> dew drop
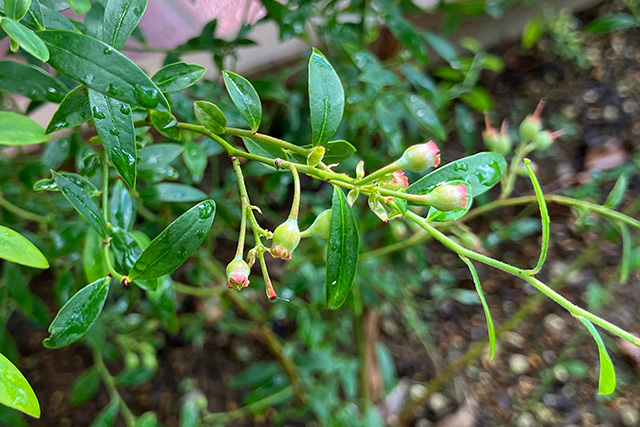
[120,104,131,115]
[109,128,120,136]
[196,230,205,238]
[198,201,214,219]
[134,85,160,108]
[92,106,106,119]
[103,47,114,55]
[453,163,468,172]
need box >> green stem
[405,210,640,347]
[202,386,294,425]
[0,195,50,224]
[225,127,308,156]
[357,161,401,186]
[92,349,137,427]
[288,164,300,220]
[500,142,533,199]
[174,282,222,298]
[100,151,127,283]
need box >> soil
[6,1,640,426]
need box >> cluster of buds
[518,99,564,150]
[482,113,511,155]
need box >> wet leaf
[103,0,146,49]
[0,225,49,269]
[140,183,207,203]
[194,101,226,134]
[308,48,344,146]
[0,352,40,418]
[129,200,216,280]
[151,62,206,93]
[183,140,207,181]
[426,180,472,222]
[33,172,99,197]
[403,94,446,140]
[53,171,108,238]
[109,180,136,231]
[223,70,262,132]
[0,61,67,103]
[43,277,110,348]
[46,87,91,133]
[137,143,184,171]
[0,18,49,61]
[149,110,180,140]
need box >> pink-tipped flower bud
[398,141,441,172]
[482,113,512,156]
[269,218,301,260]
[226,257,251,290]
[531,129,564,150]
[301,209,332,239]
[425,183,469,212]
[381,170,409,191]
[519,99,545,141]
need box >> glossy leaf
[151,62,206,93]
[53,171,108,238]
[38,30,169,111]
[0,112,49,145]
[460,256,495,360]
[326,187,359,309]
[1,18,49,61]
[137,143,184,171]
[0,61,67,102]
[103,0,147,49]
[149,110,180,140]
[110,226,141,272]
[67,0,90,14]
[0,352,40,418]
[25,0,45,30]
[128,200,216,280]
[5,0,32,20]
[308,48,344,146]
[403,94,446,140]
[426,180,472,222]
[223,70,262,132]
[0,225,49,269]
[89,89,137,188]
[109,180,135,231]
[43,277,110,348]
[46,87,91,133]
[34,171,99,197]
[140,183,207,203]
[579,317,616,395]
[323,140,356,163]
[585,14,638,34]
[183,140,207,181]
[83,229,107,283]
[524,159,549,274]
[407,152,506,199]
[194,101,226,134]
[242,136,287,166]
[84,1,104,38]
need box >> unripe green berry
[519,116,542,141]
[482,129,512,156]
[397,141,441,172]
[531,130,553,150]
[270,218,301,259]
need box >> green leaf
[33,171,100,197]
[46,87,91,133]
[151,62,206,93]
[522,17,544,49]
[137,143,184,171]
[149,110,180,140]
[326,187,359,309]
[0,61,66,103]
[524,159,549,274]
[358,69,399,88]
[109,180,136,231]
[43,277,110,348]
[140,183,207,203]
[585,14,638,34]
[128,200,216,280]
[53,171,108,238]
[579,317,616,395]
[194,101,226,134]
[83,229,107,283]
[103,0,146,49]
[183,140,207,181]
[0,352,40,418]
[89,89,136,188]
[69,367,100,406]
[460,256,495,360]
[323,140,356,164]
[426,180,473,222]
[308,48,344,146]
[90,401,119,427]
[0,18,49,61]
[618,222,631,284]
[0,225,48,269]
[242,136,287,167]
[67,0,90,14]
[26,0,45,30]
[222,70,262,132]
[403,94,446,140]
[37,30,169,111]
[5,0,32,21]
[84,1,104,38]
[604,174,628,208]
[407,152,506,199]
[0,111,49,145]
[424,31,458,64]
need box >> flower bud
[519,99,545,141]
[302,209,331,239]
[226,257,250,290]
[425,183,469,212]
[397,141,441,172]
[270,218,301,260]
[482,113,511,155]
[380,170,409,191]
[531,129,564,150]
[306,145,326,167]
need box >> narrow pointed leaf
[103,0,147,49]
[0,226,49,269]
[524,159,549,273]
[460,256,495,360]
[140,183,207,203]
[128,200,216,280]
[604,174,628,208]
[223,70,262,132]
[89,89,136,188]
[326,186,359,309]
[0,352,40,418]
[1,18,49,61]
[53,171,108,238]
[109,180,135,231]
[151,62,206,93]
[194,101,226,134]
[5,0,32,21]
[308,48,344,146]
[579,317,616,395]
[403,94,446,140]
[83,229,107,283]
[37,30,169,111]
[46,87,91,134]
[43,277,110,348]
[0,61,67,102]
[618,222,631,284]
[0,111,49,145]
[34,171,99,197]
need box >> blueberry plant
[0,0,639,424]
